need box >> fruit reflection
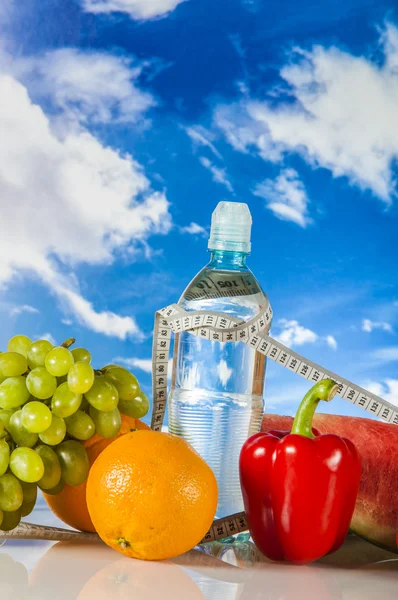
[0,553,29,600]
[29,540,204,600]
[29,541,116,600]
[78,556,205,600]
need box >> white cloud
[81,0,187,20]
[0,67,171,338]
[372,346,398,363]
[114,357,153,372]
[180,222,208,237]
[363,378,398,407]
[184,125,222,159]
[215,23,398,203]
[275,319,318,347]
[114,356,173,377]
[10,48,155,125]
[253,168,312,227]
[214,102,272,157]
[10,304,39,317]
[54,285,143,340]
[325,335,338,350]
[362,318,393,333]
[39,333,56,345]
[199,157,234,193]
[0,74,171,273]
[275,319,337,349]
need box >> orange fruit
[43,416,150,532]
[86,430,218,560]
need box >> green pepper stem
[291,379,339,438]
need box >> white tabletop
[1,500,397,599]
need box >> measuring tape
[151,293,398,542]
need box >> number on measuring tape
[200,511,248,543]
[152,301,397,431]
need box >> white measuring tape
[151,294,398,542]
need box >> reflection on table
[1,526,397,600]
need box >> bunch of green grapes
[0,334,149,532]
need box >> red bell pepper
[239,379,361,564]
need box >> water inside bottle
[168,267,267,518]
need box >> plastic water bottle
[168,201,269,518]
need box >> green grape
[0,473,23,511]
[85,376,118,412]
[21,481,37,504]
[65,410,95,441]
[43,478,65,495]
[0,439,10,476]
[0,508,2,528]
[55,440,89,486]
[0,408,14,430]
[36,445,62,490]
[0,352,28,377]
[71,348,91,364]
[26,368,57,400]
[101,364,121,371]
[51,382,82,418]
[0,508,21,531]
[10,447,45,483]
[21,501,35,517]
[68,362,95,394]
[79,397,90,412]
[45,347,74,377]
[119,392,150,419]
[104,367,140,401]
[8,334,32,358]
[27,339,53,369]
[89,406,121,438]
[7,410,38,448]
[0,376,30,409]
[21,401,52,433]
[39,414,66,445]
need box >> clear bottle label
[183,271,260,301]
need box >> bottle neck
[208,249,249,271]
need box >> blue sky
[1,0,398,422]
